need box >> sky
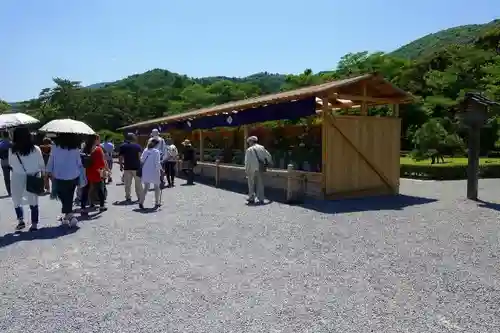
[0,0,498,102]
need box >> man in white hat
[147,129,167,185]
[244,135,272,204]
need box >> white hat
[246,136,258,143]
[151,129,159,136]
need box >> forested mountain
[391,19,500,59]
[2,20,499,154]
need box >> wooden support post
[199,129,204,162]
[392,104,400,117]
[243,125,249,151]
[321,96,329,198]
[467,126,480,200]
[361,83,368,116]
[286,163,294,202]
[215,159,220,187]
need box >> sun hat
[246,136,258,143]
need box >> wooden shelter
[120,73,413,200]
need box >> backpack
[0,141,10,160]
[0,148,7,160]
[81,153,92,168]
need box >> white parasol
[0,112,39,129]
[39,119,96,135]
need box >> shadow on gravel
[476,199,500,212]
[300,194,437,214]
[190,176,437,214]
[0,226,78,249]
[132,207,160,214]
[112,200,138,206]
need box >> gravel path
[0,171,499,332]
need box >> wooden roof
[119,73,413,130]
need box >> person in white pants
[8,127,45,231]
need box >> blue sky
[0,0,498,102]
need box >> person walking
[101,135,114,183]
[118,133,142,202]
[8,127,45,231]
[138,138,163,210]
[181,139,196,185]
[244,136,273,204]
[164,137,178,187]
[80,135,108,216]
[39,137,52,193]
[0,131,12,196]
[147,129,166,186]
[46,133,83,225]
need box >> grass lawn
[400,156,500,166]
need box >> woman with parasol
[42,119,94,226]
[0,112,40,198]
[8,127,45,231]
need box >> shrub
[400,163,500,180]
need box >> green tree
[411,119,465,163]
[0,99,10,112]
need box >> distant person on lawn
[101,135,114,183]
[0,131,12,196]
[244,136,272,204]
[119,133,142,203]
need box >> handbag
[16,153,45,195]
[137,153,149,178]
[252,148,268,172]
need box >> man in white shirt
[244,136,272,204]
[147,129,166,158]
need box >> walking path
[0,169,499,332]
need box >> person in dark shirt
[181,139,196,185]
[119,133,143,202]
[0,131,12,196]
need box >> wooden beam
[360,83,368,116]
[199,129,204,162]
[321,96,329,198]
[336,94,406,104]
[243,125,249,151]
[392,104,400,117]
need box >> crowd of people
[0,128,198,231]
[0,126,273,232]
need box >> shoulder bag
[252,148,268,172]
[16,153,45,195]
[136,152,149,178]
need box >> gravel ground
[0,171,499,333]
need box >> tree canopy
[0,99,10,112]
[7,19,500,154]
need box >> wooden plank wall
[323,115,401,196]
